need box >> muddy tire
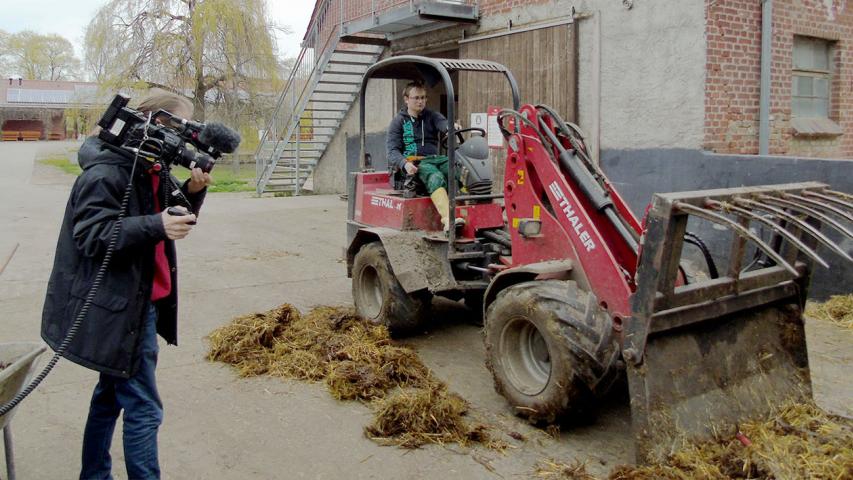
[484,280,619,424]
[352,241,431,336]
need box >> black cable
[684,231,719,279]
[0,115,153,417]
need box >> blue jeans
[80,303,162,480]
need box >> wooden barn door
[458,23,577,124]
[457,23,577,192]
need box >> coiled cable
[0,114,153,417]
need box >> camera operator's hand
[187,167,212,194]
[161,206,196,240]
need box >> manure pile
[207,304,490,448]
[537,403,852,479]
[806,294,853,330]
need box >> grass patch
[39,154,82,176]
[39,153,256,193]
[171,164,256,193]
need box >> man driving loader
[386,81,462,231]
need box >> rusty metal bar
[783,193,853,224]
[736,198,852,262]
[650,281,799,335]
[657,215,688,296]
[674,202,798,276]
[803,190,853,213]
[824,189,853,203]
[726,214,750,282]
[712,201,829,268]
[757,195,853,241]
[654,265,799,311]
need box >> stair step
[303,108,350,112]
[317,80,362,86]
[276,158,319,165]
[269,176,312,181]
[277,157,320,164]
[313,88,356,93]
[332,48,380,56]
[327,59,375,67]
[282,146,325,152]
[270,169,313,176]
[323,70,365,76]
[279,154,321,161]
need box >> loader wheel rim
[500,317,551,395]
[357,265,383,319]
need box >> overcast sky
[0,1,315,60]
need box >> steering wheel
[441,127,487,151]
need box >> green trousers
[417,155,449,194]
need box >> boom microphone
[199,122,242,154]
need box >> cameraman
[41,89,210,479]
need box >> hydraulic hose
[684,231,720,279]
[537,116,639,253]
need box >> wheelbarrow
[0,342,47,480]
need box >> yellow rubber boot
[430,187,451,231]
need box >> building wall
[0,78,99,140]
[463,0,707,152]
[704,0,853,157]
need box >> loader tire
[484,280,620,424]
[352,241,431,336]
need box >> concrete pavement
[0,141,849,479]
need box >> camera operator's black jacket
[41,137,206,378]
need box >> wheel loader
[345,56,853,463]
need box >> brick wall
[705,0,853,158]
[477,0,550,16]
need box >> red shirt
[150,172,172,301]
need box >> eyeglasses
[408,95,427,101]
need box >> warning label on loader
[548,181,597,252]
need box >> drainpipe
[759,0,772,156]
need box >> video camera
[97,94,241,173]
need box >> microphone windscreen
[199,122,241,153]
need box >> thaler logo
[370,196,402,211]
[548,182,596,252]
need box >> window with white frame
[792,36,832,118]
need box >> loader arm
[501,104,641,319]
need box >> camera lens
[176,148,215,173]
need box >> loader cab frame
[349,55,520,253]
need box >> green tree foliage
[85,0,286,122]
[0,30,81,80]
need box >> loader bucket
[624,182,852,464]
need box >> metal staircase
[255,34,383,194]
[256,0,478,195]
